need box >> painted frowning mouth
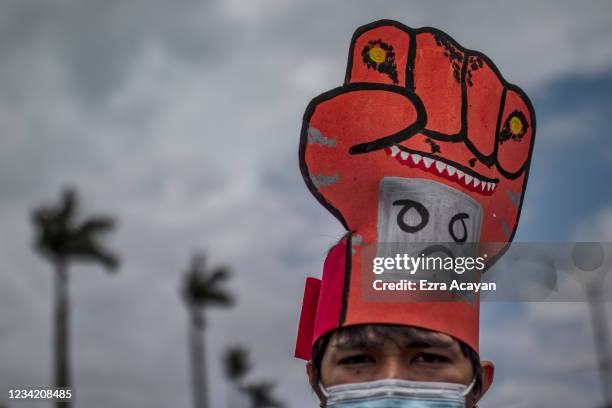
[384,145,499,196]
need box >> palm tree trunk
[189,307,207,408]
[237,380,246,408]
[587,282,612,404]
[227,382,242,408]
[54,258,71,408]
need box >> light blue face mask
[320,378,476,408]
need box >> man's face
[311,326,492,407]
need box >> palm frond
[77,216,115,235]
[31,188,120,271]
[58,189,77,224]
[208,266,231,285]
[243,381,285,408]
[223,346,251,382]
[202,289,234,306]
[181,253,234,308]
[77,246,120,271]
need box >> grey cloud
[0,0,241,107]
[1,1,611,407]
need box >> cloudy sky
[1,0,612,407]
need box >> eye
[338,354,376,366]
[392,199,429,233]
[499,110,528,144]
[413,353,451,364]
[448,213,469,244]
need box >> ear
[479,360,495,398]
[307,360,327,406]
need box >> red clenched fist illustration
[300,21,535,264]
[294,21,536,359]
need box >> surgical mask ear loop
[318,381,330,398]
[317,382,330,408]
[462,376,478,408]
[461,376,477,397]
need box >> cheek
[319,355,345,387]
[320,359,382,387]
[321,365,371,387]
[408,355,475,385]
[440,357,475,385]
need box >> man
[294,20,535,407]
[308,324,493,407]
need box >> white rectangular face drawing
[376,177,483,273]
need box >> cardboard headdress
[295,20,535,359]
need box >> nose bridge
[381,353,413,381]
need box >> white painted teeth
[386,147,497,194]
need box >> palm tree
[223,346,251,408]
[181,253,234,408]
[571,243,612,405]
[31,188,119,408]
[243,381,284,408]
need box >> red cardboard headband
[295,20,536,360]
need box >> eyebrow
[332,337,383,351]
[332,333,456,352]
[403,337,455,349]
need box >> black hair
[309,324,483,395]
